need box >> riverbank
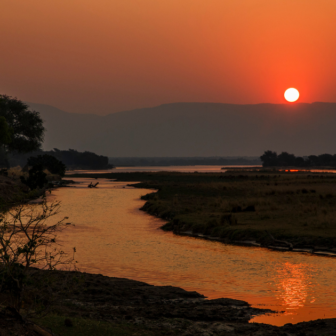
[69,170,336,253]
[0,174,43,211]
[7,269,336,336]
[0,173,75,211]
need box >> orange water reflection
[276,262,310,311]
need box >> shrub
[20,164,47,190]
[27,154,66,177]
[0,200,75,313]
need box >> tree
[20,164,47,190]
[260,150,278,167]
[0,117,11,146]
[0,201,75,312]
[277,152,296,166]
[0,95,45,153]
[317,153,333,166]
[0,117,11,168]
[27,154,66,177]
[294,156,306,167]
[308,155,319,166]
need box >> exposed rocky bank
[12,269,336,336]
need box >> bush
[0,200,76,313]
[20,164,47,190]
[27,154,66,177]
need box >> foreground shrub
[20,164,47,190]
[0,200,75,313]
[27,154,66,177]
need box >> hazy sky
[2,0,336,115]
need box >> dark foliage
[27,154,66,177]
[0,117,11,168]
[9,149,112,170]
[50,148,113,170]
[20,164,47,190]
[0,95,45,153]
[0,169,8,177]
[0,147,9,169]
[0,116,11,146]
[260,151,278,167]
[260,150,336,167]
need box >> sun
[284,88,299,102]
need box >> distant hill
[27,102,336,157]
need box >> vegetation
[0,95,44,154]
[261,150,336,167]
[27,154,66,177]
[20,164,48,190]
[0,116,11,147]
[50,148,113,170]
[70,170,336,246]
[0,117,12,168]
[18,154,66,191]
[0,201,75,313]
[9,148,113,170]
[0,95,45,169]
[0,171,43,212]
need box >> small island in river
[72,169,336,254]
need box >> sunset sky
[2,0,336,115]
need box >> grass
[35,315,151,336]
[68,170,336,246]
[0,167,61,212]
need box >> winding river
[47,174,336,327]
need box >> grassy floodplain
[70,169,336,249]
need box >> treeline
[110,157,261,167]
[261,150,336,167]
[9,149,113,170]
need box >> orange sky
[1,0,336,114]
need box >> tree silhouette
[0,117,11,167]
[0,95,44,153]
[260,150,278,167]
[277,152,296,166]
[0,117,11,146]
[27,154,66,177]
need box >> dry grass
[140,171,336,243]
[6,166,61,182]
[7,166,28,179]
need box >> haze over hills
[27,102,336,157]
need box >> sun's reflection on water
[251,260,332,325]
[276,262,311,311]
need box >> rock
[212,323,235,332]
[203,298,249,307]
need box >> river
[67,165,261,174]
[46,172,336,327]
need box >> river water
[47,172,336,327]
[67,165,260,174]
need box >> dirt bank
[0,174,34,211]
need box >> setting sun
[284,88,300,102]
